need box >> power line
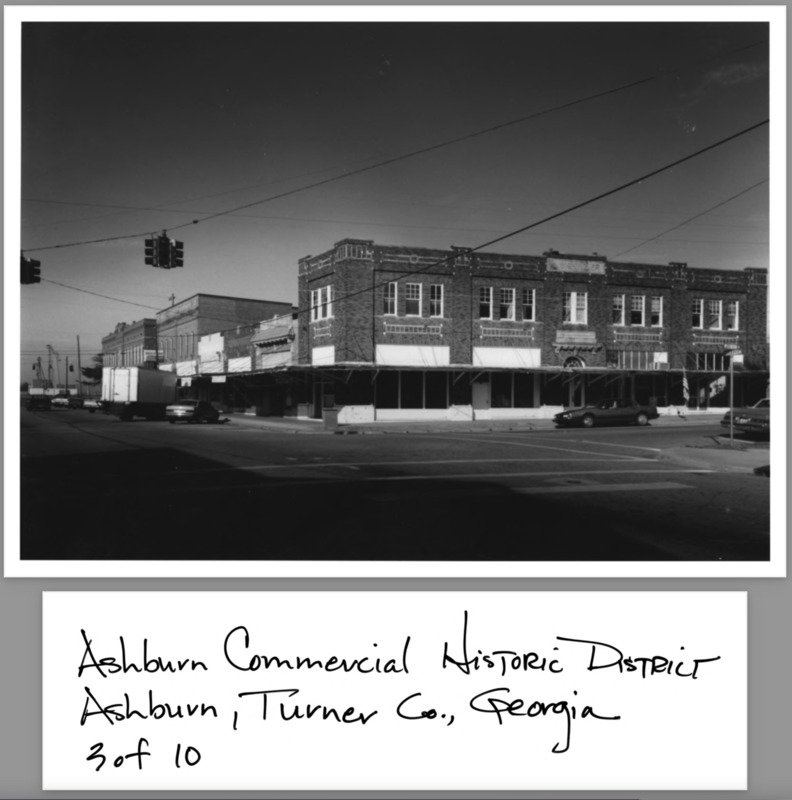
[22,37,768,247]
[146,119,771,340]
[22,76,657,254]
[610,178,769,260]
[39,279,164,311]
[29,119,768,336]
[22,36,769,255]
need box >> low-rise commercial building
[295,238,768,422]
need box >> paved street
[18,409,770,562]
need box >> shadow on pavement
[20,448,770,562]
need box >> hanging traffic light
[170,239,184,268]
[144,238,158,267]
[21,255,41,284]
[145,233,184,269]
[157,235,171,267]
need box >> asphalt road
[18,409,770,562]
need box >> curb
[657,448,771,474]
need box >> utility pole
[77,335,83,396]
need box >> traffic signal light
[145,234,184,268]
[157,235,171,267]
[20,255,41,284]
[170,240,184,268]
[144,238,158,266]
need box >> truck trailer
[101,367,179,421]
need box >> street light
[724,347,744,447]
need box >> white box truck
[101,367,179,421]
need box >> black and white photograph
[7,6,784,576]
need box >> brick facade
[101,319,158,367]
[156,294,293,364]
[298,239,768,373]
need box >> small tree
[80,354,104,386]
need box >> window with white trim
[692,298,703,328]
[479,287,492,319]
[705,299,722,330]
[630,295,645,326]
[522,288,535,321]
[310,285,333,322]
[650,296,663,327]
[429,284,444,317]
[725,300,740,331]
[562,291,587,324]
[612,295,625,325]
[499,288,515,321]
[384,282,397,315]
[405,283,421,316]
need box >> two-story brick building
[296,238,769,422]
[101,319,158,367]
[157,293,293,376]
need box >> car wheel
[635,412,649,426]
[581,414,595,428]
[168,420,176,424]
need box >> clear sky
[10,9,775,379]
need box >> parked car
[721,398,770,438]
[83,398,103,413]
[51,396,70,408]
[25,395,52,411]
[67,396,84,409]
[554,399,659,428]
[165,399,221,424]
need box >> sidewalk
[224,410,724,435]
[658,442,771,475]
[222,411,769,475]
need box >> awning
[251,325,293,346]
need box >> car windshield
[754,399,769,409]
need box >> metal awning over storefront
[251,325,293,347]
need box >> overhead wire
[22,119,769,352]
[21,36,768,254]
[36,279,164,311]
[141,119,771,342]
[21,76,657,254]
[609,178,769,260]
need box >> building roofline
[157,293,293,312]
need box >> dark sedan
[25,395,52,411]
[554,399,659,428]
[721,398,769,438]
[165,399,222,424]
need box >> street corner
[658,444,771,474]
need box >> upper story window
[310,285,333,322]
[692,298,703,328]
[499,288,515,321]
[612,295,625,325]
[650,296,663,327]
[429,284,444,318]
[479,287,492,319]
[705,299,722,330]
[384,282,397,315]
[630,295,645,326]
[725,300,740,330]
[563,291,587,324]
[405,283,421,316]
[522,288,536,322]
